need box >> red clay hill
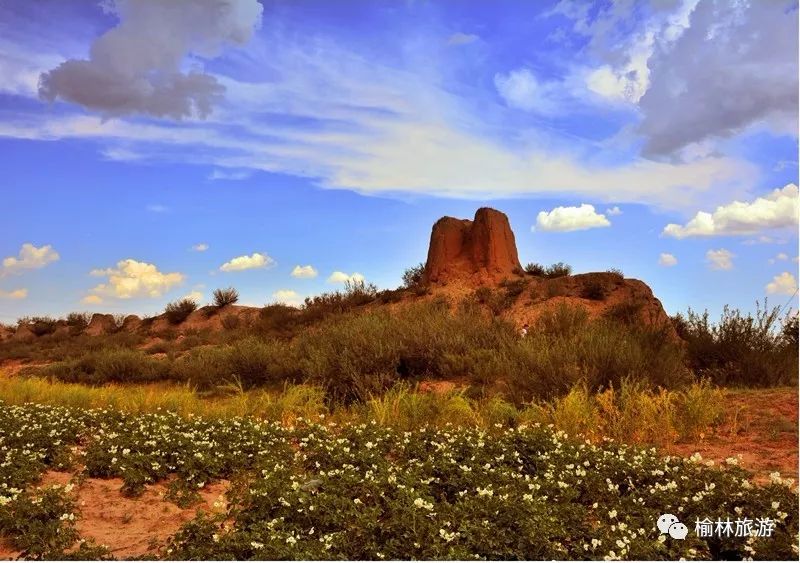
[0,208,676,342]
[423,208,523,285]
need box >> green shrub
[672,303,798,387]
[45,347,168,385]
[302,280,378,322]
[213,287,239,307]
[65,312,90,333]
[544,262,572,278]
[401,263,426,289]
[580,279,606,300]
[164,298,198,325]
[19,316,58,337]
[524,262,546,276]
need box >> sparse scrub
[607,267,624,279]
[673,303,798,387]
[580,279,606,300]
[544,262,572,278]
[20,316,58,337]
[65,312,90,333]
[213,287,239,307]
[524,262,546,276]
[164,298,197,325]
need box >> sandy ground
[0,472,228,559]
[666,387,798,484]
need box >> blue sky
[0,0,798,323]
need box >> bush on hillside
[164,299,198,325]
[672,303,798,387]
[213,287,239,308]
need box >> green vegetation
[525,262,573,278]
[164,298,198,324]
[213,287,239,308]
[673,303,798,387]
[0,403,796,560]
[401,262,426,291]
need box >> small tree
[164,298,198,324]
[402,263,426,289]
[213,287,239,307]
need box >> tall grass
[0,374,727,445]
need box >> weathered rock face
[85,313,118,336]
[423,208,523,285]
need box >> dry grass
[0,373,726,445]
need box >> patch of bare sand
[1,472,229,560]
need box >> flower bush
[0,402,797,560]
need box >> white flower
[608,509,617,519]
[251,541,264,550]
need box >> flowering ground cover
[0,403,797,560]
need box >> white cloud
[0,288,28,300]
[147,204,168,213]
[706,249,734,271]
[768,252,789,264]
[1,243,60,276]
[328,271,365,284]
[182,290,204,303]
[86,259,185,300]
[209,168,252,181]
[82,294,103,305]
[534,204,611,232]
[663,184,799,238]
[291,265,318,279]
[272,289,302,306]
[658,253,678,267]
[38,0,263,119]
[191,243,209,252]
[447,32,479,46]
[606,206,622,216]
[219,252,274,272]
[766,272,798,296]
[494,68,559,115]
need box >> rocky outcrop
[423,208,523,285]
[85,314,118,336]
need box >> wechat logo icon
[658,514,689,540]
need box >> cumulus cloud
[38,0,263,119]
[219,252,274,272]
[706,248,734,271]
[182,290,203,303]
[534,204,611,232]
[494,68,559,115]
[291,265,318,279]
[82,294,104,305]
[86,259,184,300]
[0,288,28,299]
[663,184,799,238]
[1,243,59,276]
[272,289,302,306]
[658,253,678,267]
[191,243,209,252]
[766,272,798,296]
[328,271,365,284]
[447,32,479,46]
